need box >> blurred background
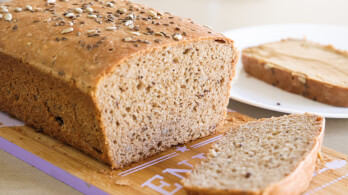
[135,0,348,32]
[1,0,348,32]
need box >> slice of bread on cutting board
[242,39,348,107]
[182,113,325,195]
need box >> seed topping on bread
[0,0,218,51]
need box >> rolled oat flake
[4,13,12,21]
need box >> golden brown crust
[242,41,348,107]
[0,0,230,93]
[0,51,110,164]
[0,0,237,167]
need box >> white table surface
[1,0,348,194]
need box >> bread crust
[242,44,348,107]
[0,0,232,93]
[0,0,238,168]
[183,115,325,195]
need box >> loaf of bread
[242,39,348,107]
[0,0,238,168]
[183,113,325,195]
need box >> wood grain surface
[0,111,347,194]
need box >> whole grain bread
[242,39,348,107]
[0,0,238,168]
[182,113,325,195]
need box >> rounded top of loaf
[0,0,233,93]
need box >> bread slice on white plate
[182,113,325,195]
[242,39,348,107]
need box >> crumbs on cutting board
[115,179,131,186]
[316,154,333,171]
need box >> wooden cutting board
[0,111,347,195]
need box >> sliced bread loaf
[0,0,238,168]
[182,113,325,195]
[242,39,348,107]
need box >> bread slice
[0,0,238,168]
[182,113,325,195]
[242,39,348,107]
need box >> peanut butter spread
[244,39,348,87]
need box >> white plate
[223,24,348,118]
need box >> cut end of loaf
[95,38,237,168]
[183,113,324,194]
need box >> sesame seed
[123,37,132,42]
[86,7,93,13]
[106,2,114,7]
[68,22,74,26]
[105,26,117,31]
[25,5,33,11]
[87,30,99,37]
[34,8,42,12]
[148,10,157,17]
[61,27,73,34]
[0,14,2,19]
[125,13,134,20]
[117,8,127,14]
[0,6,7,10]
[47,0,56,4]
[87,14,97,19]
[131,32,141,36]
[65,12,74,18]
[27,42,32,46]
[4,13,12,21]
[74,8,83,14]
[154,32,164,36]
[173,33,182,41]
